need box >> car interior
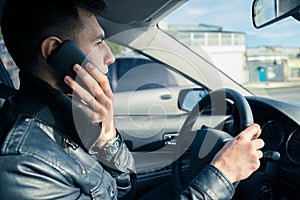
[1,0,300,199]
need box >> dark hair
[1,0,106,69]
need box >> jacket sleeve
[92,133,137,199]
[176,164,235,200]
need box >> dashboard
[248,96,300,167]
[236,96,300,199]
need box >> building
[247,46,300,82]
[161,23,247,83]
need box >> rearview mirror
[252,0,300,28]
[178,88,208,112]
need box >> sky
[162,0,300,48]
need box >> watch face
[111,139,120,148]
[113,134,121,147]
[91,134,122,159]
[103,134,121,156]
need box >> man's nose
[104,42,115,65]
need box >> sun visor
[101,0,187,25]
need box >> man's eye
[96,41,103,47]
[96,39,104,47]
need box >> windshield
[160,0,300,105]
[1,0,300,105]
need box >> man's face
[76,8,115,75]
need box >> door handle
[164,133,179,145]
[160,94,172,100]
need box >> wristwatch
[103,133,121,156]
[94,133,122,161]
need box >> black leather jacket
[0,72,136,199]
[0,71,235,199]
[0,114,135,199]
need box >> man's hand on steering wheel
[211,124,265,183]
[172,88,265,194]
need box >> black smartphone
[47,39,92,80]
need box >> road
[249,87,300,105]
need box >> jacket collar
[11,71,100,151]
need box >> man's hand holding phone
[47,39,116,148]
[64,63,116,148]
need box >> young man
[0,0,264,199]
[0,0,135,199]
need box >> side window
[106,43,200,120]
[0,39,19,89]
[109,55,195,93]
[0,39,18,107]
[106,42,197,95]
[117,58,153,80]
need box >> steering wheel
[172,88,254,194]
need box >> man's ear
[41,36,63,60]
